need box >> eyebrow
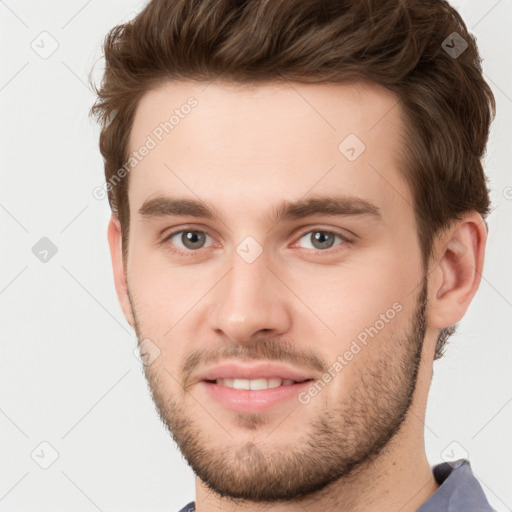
[138,194,382,225]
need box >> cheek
[300,268,417,407]
[127,246,185,336]
[288,248,418,345]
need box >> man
[91,0,496,510]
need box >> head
[91,0,495,503]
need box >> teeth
[248,378,270,390]
[234,378,249,390]
[215,378,298,390]
[269,378,285,388]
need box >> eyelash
[161,226,352,257]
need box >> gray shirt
[417,459,494,511]
[178,459,494,512]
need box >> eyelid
[293,225,354,243]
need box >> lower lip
[199,380,313,413]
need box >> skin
[107,79,487,512]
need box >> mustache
[180,338,329,388]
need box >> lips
[193,362,317,414]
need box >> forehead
[127,79,412,223]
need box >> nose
[208,247,292,345]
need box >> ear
[427,212,487,330]
[107,215,135,328]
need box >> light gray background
[0,0,511,510]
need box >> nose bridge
[223,244,272,314]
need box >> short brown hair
[90,0,495,359]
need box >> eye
[295,229,347,252]
[164,229,213,255]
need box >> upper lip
[196,361,315,383]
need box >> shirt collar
[417,459,494,512]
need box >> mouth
[194,361,317,413]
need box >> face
[121,80,429,501]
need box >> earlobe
[107,215,135,328]
[427,212,487,329]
